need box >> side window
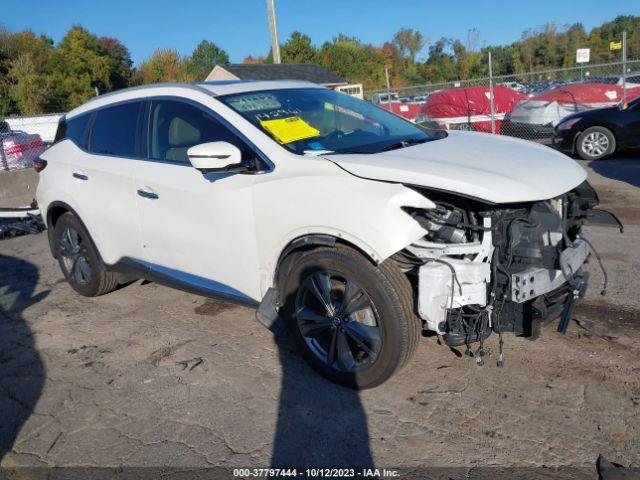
[65,114,91,149]
[149,100,250,163]
[89,102,142,157]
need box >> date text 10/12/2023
[233,468,400,478]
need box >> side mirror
[187,141,246,173]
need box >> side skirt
[108,257,260,309]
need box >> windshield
[217,88,441,155]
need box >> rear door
[67,101,144,265]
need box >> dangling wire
[581,236,608,296]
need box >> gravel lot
[0,155,639,478]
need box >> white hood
[324,131,587,204]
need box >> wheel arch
[574,123,620,154]
[45,201,94,259]
[272,233,378,299]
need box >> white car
[371,92,399,105]
[499,81,526,93]
[37,80,601,389]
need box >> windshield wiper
[322,149,366,155]
[322,137,429,156]
[379,138,428,152]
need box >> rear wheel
[281,246,420,389]
[53,212,118,297]
[576,126,616,160]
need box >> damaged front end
[395,181,616,361]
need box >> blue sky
[3,0,639,65]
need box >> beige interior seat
[165,117,201,162]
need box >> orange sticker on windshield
[259,116,320,144]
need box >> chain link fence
[365,58,640,145]
[2,48,639,154]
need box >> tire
[576,126,616,160]
[53,212,118,297]
[280,246,420,389]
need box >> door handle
[137,188,159,200]
[73,172,88,181]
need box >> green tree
[393,28,426,64]
[482,44,516,75]
[99,37,133,90]
[8,53,52,114]
[281,31,318,63]
[588,15,640,62]
[49,25,111,110]
[3,30,54,114]
[133,49,194,84]
[561,23,587,67]
[376,41,407,86]
[242,55,266,64]
[0,26,11,114]
[453,40,484,79]
[187,40,229,80]
[319,35,386,90]
[419,38,457,83]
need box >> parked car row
[586,72,640,89]
[370,81,640,160]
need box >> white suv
[37,80,600,388]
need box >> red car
[0,120,46,171]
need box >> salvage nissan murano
[36,80,612,388]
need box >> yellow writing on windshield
[259,116,320,144]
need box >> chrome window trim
[57,94,275,172]
[66,83,217,119]
[144,95,275,173]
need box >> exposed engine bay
[394,181,619,365]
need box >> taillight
[33,157,48,172]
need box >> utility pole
[266,0,281,64]
[622,31,627,104]
[384,67,392,112]
[488,51,496,134]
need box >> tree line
[1,15,638,116]
[0,25,228,116]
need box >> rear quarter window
[66,114,91,149]
[89,102,143,157]
[55,114,91,149]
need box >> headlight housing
[556,117,582,131]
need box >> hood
[562,106,616,122]
[323,131,587,204]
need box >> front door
[134,98,262,300]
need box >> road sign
[576,48,590,63]
[610,41,622,50]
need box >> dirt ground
[0,155,639,478]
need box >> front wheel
[576,126,616,160]
[281,247,420,389]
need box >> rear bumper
[501,121,555,141]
